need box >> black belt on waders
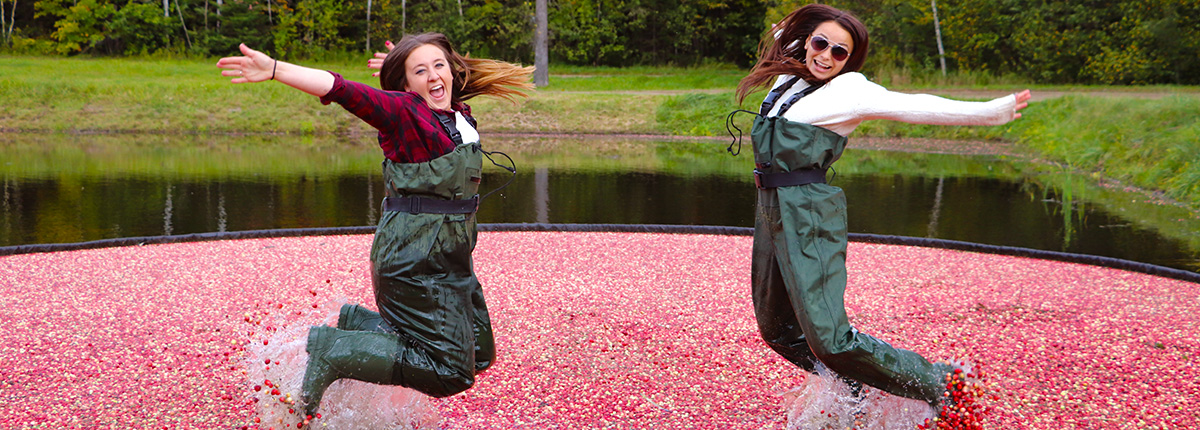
[383,195,479,214]
[753,167,828,189]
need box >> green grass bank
[2,55,1198,210]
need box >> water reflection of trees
[1,134,1197,271]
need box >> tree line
[2,0,1198,84]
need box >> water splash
[782,362,935,430]
[242,298,440,429]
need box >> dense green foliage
[3,0,1199,82]
[1,0,765,66]
[809,0,1200,84]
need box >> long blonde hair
[379,33,534,104]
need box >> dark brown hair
[736,4,869,104]
[379,33,534,104]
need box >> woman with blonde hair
[217,32,533,419]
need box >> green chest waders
[304,119,498,415]
[748,77,951,404]
[370,140,493,387]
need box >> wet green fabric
[750,115,950,403]
[303,326,399,415]
[306,142,495,404]
[371,141,495,394]
[337,303,391,333]
[337,303,493,372]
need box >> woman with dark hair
[733,3,1030,417]
[217,33,533,418]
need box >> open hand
[216,44,275,83]
[369,40,397,77]
[1013,89,1032,119]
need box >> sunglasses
[809,35,850,62]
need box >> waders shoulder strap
[759,76,802,116]
[772,80,824,117]
[431,110,465,146]
[729,76,824,157]
[729,77,802,156]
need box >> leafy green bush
[109,2,175,55]
[35,0,116,54]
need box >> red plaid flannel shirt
[320,72,472,163]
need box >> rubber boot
[337,303,390,333]
[302,326,400,416]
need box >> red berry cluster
[918,365,992,430]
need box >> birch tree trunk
[1,1,7,45]
[366,0,372,52]
[5,0,12,44]
[932,0,947,76]
[164,0,170,17]
[175,0,192,49]
[534,0,548,86]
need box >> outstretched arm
[216,44,335,97]
[848,78,1033,127]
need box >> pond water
[2,133,1198,272]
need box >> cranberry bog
[1,232,1196,429]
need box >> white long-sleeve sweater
[764,72,1019,137]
